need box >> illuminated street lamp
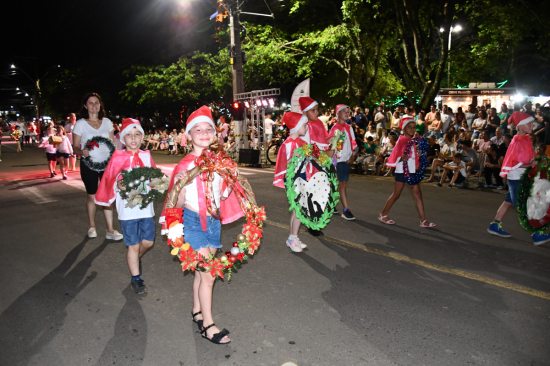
[9,63,60,119]
[439,24,462,88]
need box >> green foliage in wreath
[285,145,340,230]
[517,156,550,233]
[119,167,169,209]
[82,136,115,172]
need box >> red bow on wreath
[86,140,100,149]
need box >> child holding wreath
[95,118,167,294]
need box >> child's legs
[58,156,66,173]
[449,171,460,184]
[127,244,140,276]
[69,155,76,170]
[494,179,518,221]
[381,181,405,215]
[339,181,348,209]
[193,248,217,324]
[410,184,427,221]
[336,162,350,208]
[290,211,301,236]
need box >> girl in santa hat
[274,111,309,252]
[164,106,248,344]
[378,116,436,228]
[487,112,550,246]
[95,118,157,294]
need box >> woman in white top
[72,92,123,241]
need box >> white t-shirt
[264,118,275,136]
[394,148,416,174]
[73,118,114,149]
[184,160,223,213]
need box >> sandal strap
[211,328,230,344]
[201,323,216,335]
[191,310,202,322]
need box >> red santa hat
[511,111,535,127]
[399,116,416,131]
[119,118,144,144]
[335,104,349,115]
[282,111,308,133]
[185,105,216,134]
[298,96,318,112]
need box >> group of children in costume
[86,95,548,347]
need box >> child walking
[487,112,550,245]
[55,127,73,180]
[273,111,309,252]
[167,106,242,344]
[378,116,436,228]
[299,96,331,236]
[328,104,358,220]
[95,118,157,294]
[39,125,58,178]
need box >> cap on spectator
[399,116,416,131]
[185,105,216,134]
[335,104,349,115]
[283,111,308,133]
[298,97,318,112]
[119,118,144,144]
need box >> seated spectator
[426,132,456,182]
[482,144,503,189]
[460,139,480,175]
[364,124,377,141]
[427,111,443,138]
[471,110,487,139]
[437,152,467,188]
[376,133,397,176]
[426,135,440,165]
[475,131,492,154]
[356,136,379,174]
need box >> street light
[9,63,61,119]
[439,24,462,88]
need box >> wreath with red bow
[81,136,115,172]
[517,155,550,233]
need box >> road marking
[19,186,57,204]
[265,219,550,301]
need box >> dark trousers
[484,167,502,186]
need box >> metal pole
[229,3,245,99]
[447,29,452,88]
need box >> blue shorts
[120,217,156,247]
[504,179,520,207]
[336,162,350,182]
[184,209,221,250]
[393,173,420,186]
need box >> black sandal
[201,323,231,344]
[191,311,203,332]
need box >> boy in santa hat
[299,96,332,236]
[487,111,550,246]
[95,118,157,294]
[273,111,309,252]
[329,104,358,220]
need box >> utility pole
[228,0,245,99]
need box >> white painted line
[20,186,57,204]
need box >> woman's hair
[79,92,106,120]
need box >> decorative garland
[402,137,429,185]
[81,136,115,172]
[162,147,266,280]
[285,144,340,230]
[517,155,550,233]
[119,167,170,209]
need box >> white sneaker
[106,230,123,241]
[87,227,97,238]
[296,237,307,249]
[286,237,303,253]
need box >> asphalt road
[1,137,549,366]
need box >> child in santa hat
[487,112,550,246]
[299,96,332,236]
[95,118,157,294]
[378,116,436,228]
[328,104,358,220]
[274,111,309,252]
[164,105,246,344]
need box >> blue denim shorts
[504,179,520,207]
[184,209,221,250]
[336,162,350,182]
[120,217,156,246]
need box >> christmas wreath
[118,167,170,209]
[81,136,115,172]
[162,147,266,280]
[517,155,550,233]
[285,144,340,230]
[402,137,429,185]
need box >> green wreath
[517,155,550,233]
[285,145,340,230]
[119,167,170,209]
[81,136,115,172]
